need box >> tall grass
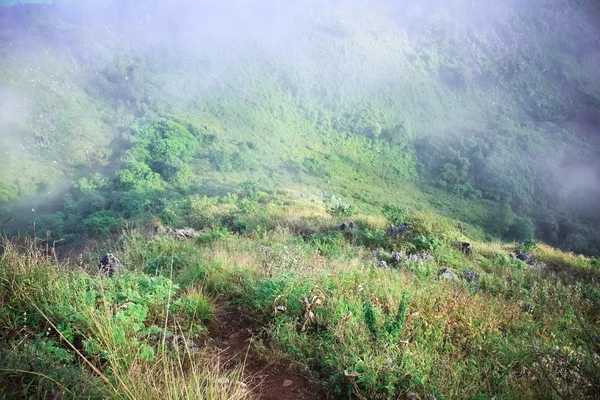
[0,236,249,400]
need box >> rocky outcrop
[172,228,203,240]
[389,251,435,265]
[514,252,546,270]
[454,241,472,255]
[99,253,124,277]
[386,224,407,237]
[515,252,531,262]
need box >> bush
[411,235,442,252]
[83,210,124,236]
[324,196,356,217]
[382,204,410,226]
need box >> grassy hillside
[0,0,599,253]
[2,193,600,398]
[1,1,600,398]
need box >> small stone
[391,252,403,264]
[283,379,293,387]
[464,270,478,282]
[438,267,457,280]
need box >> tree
[509,216,535,243]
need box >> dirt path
[208,303,326,400]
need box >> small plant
[383,291,409,339]
[516,239,540,254]
[382,204,410,226]
[362,295,378,338]
[324,196,356,217]
[177,289,215,323]
[411,235,441,252]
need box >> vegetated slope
[0,0,600,250]
[1,192,600,399]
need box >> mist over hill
[1,0,600,254]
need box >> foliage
[324,196,356,217]
[382,204,410,226]
[516,239,540,254]
[411,235,442,252]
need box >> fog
[1,0,600,249]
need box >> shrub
[324,196,356,217]
[411,235,441,252]
[382,204,410,226]
[144,253,182,276]
[516,239,540,254]
[83,210,124,236]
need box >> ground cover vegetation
[1,0,600,398]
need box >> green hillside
[1,0,600,398]
[0,0,599,252]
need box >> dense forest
[1,1,600,399]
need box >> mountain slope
[0,0,599,253]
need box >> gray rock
[172,227,202,240]
[386,224,408,237]
[516,252,531,262]
[454,241,472,255]
[464,269,478,282]
[391,251,403,264]
[438,267,458,280]
[407,252,435,263]
[526,260,547,270]
[378,260,389,269]
[99,253,124,277]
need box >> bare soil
[208,303,327,400]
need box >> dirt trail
[209,304,326,400]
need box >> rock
[378,260,389,269]
[172,227,202,240]
[464,269,478,282]
[405,392,418,399]
[391,251,403,264]
[516,252,531,262]
[526,260,547,270]
[386,224,408,237]
[438,267,458,280]
[407,252,435,263]
[99,253,124,277]
[454,241,472,255]
[340,220,355,231]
